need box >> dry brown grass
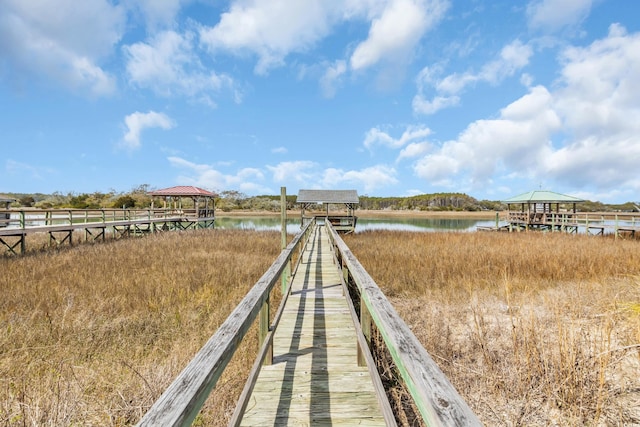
[0,229,280,426]
[3,227,640,426]
[345,231,640,426]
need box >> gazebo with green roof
[503,190,585,231]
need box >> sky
[1,0,639,203]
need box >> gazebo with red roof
[148,186,217,219]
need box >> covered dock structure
[148,185,216,227]
[296,189,359,233]
[0,196,15,228]
[504,190,585,232]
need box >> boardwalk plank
[238,225,387,426]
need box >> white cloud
[130,0,184,30]
[199,0,336,74]
[167,157,397,195]
[412,95,460,115]
[168,157,271,193]
[262,160,398,193]
[320,60,347,98]
[527,0,592,33]
[0,0,124,95]
[271,146,288,154]
[398,142,431,161]
[199,0,447,76]
[545,136,640,189]
[413,39,533,114]
[350,0,449,71]
[414,85,560,186]
[482,40,534,83]
[554,24,640,139]
[267,161,318,184]
[364,125,432,150]
[122,111,175,150]
[543,24,640,191]
[411,25,640,200]
[322,165,398,192]
[124,30,237,103]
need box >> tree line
[2,186,638,213]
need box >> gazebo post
[503,190,584,234]
[147,186,217,229]
[295,190,359,233]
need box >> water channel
[214,216,498,233]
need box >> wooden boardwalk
[136,219,480,427]
[238,225,387,426]
[0,208,215,255]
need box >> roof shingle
[296,189,359,204]
[148,186,217,197]
[503,190,584,203]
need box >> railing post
[358,298,372,367]
[259,296,272,365]
[68,210,73,246]
[84,211,89,242]
[342,258,349,291]
[19,211,26,254]
[281,187,290,293]
[586,215,590,235]
[149,209,156,234]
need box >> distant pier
[478,211,640,237]
[0,208,215,255]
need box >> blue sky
[1,0,639,203]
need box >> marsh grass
[345,231,640,425]
[2,228,639,426]
[0,229,281,426]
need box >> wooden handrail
[0,208,218,255]
[136,220,314,426]
[0,208,213,232]
[325,222,482,426]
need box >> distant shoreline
[216,209,497,220]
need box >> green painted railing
[326,222,482,426]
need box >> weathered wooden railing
[301,214,358,233]
[325,222,482,426]
[0,207,217,255]
[0,207,214,229]
[505,211,640,236]
[136,220,314,426]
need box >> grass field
[346,230,640,426]
[1,226,639,426]
[0,229,280,426]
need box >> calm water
[214,216,498,233]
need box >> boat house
[296,189,359,233]
[504,190,585,232]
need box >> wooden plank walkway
[239,225,387,426]
[0,208,215,255]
